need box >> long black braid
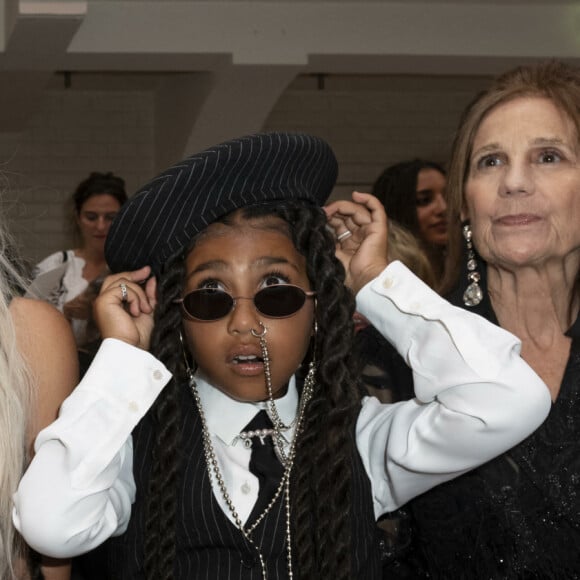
[143,255,186,579]
[273,203,361,579]
[142,202,362,579]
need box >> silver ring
[337,230,352,242]
[119,282,128,303]
[250,322,267,338]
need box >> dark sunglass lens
[183,289,233,320]
[255,286,306,317]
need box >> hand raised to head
[94,266,157,350]
[324,191,389,295]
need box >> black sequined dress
[353,264,580,580]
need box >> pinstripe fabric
[105,132,338,276]
[105,383,287,579]
[102,382,382,579]
[351,451,383,579]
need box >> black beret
[105,132,338,276]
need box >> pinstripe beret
[105,132,338,276]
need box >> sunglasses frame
[175,284,316,321]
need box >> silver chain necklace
[189,326,316,580]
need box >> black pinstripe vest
[101,382,382,579]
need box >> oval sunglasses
[175,284,316,321]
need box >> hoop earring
[251,322,267,338]
[462,223,483,307]
[178,330,195,383]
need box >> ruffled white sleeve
[13,338,171,558]
[354,261,551,517]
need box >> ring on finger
[337,229,352,242]
[119,282,128,303]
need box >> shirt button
[128,400,139,412]
[382,277,394,289]
[241,482,251,494]
[153,369,163,380]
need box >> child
[14,132,550,579]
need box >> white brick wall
[264,74,490,201]
[1,73,489,266]
[0,89,155,265]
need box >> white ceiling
[1,0,578,145]
[3,0,579,74]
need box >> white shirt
[32,249,90,343]
[194,373,299,526]
[33,250,89,307]
[12,261,551,559]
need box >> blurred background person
[29,172,127,352]
[352,185,441,397]
[62,274,107,377]
[387,218,437,288]
[371,159,448,287]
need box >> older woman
[374,60,580,579]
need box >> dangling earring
[178,330,195,383]
[303,318,318,393]
[462,223,483,307]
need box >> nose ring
[250,322,267,338]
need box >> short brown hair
[442,60,580,293]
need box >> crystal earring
[462,223,483,307]
[303,318,318,394]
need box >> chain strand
[189,349,315,580]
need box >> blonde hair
[442,60,580,295]
[0,218,34,578]
[388,219,437,289]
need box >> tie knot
[238,410,276,449]
[243,409,274,432]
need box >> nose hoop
[250,322,267,338]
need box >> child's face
[182,215,315,402]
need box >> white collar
[195,373,299,446]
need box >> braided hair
[143,201,362,579]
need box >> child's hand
[324,191,389,294]
[94,266,157,350]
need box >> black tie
[244,410,284,522]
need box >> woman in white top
[31,172,127,345]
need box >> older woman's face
[464,97,580,271]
